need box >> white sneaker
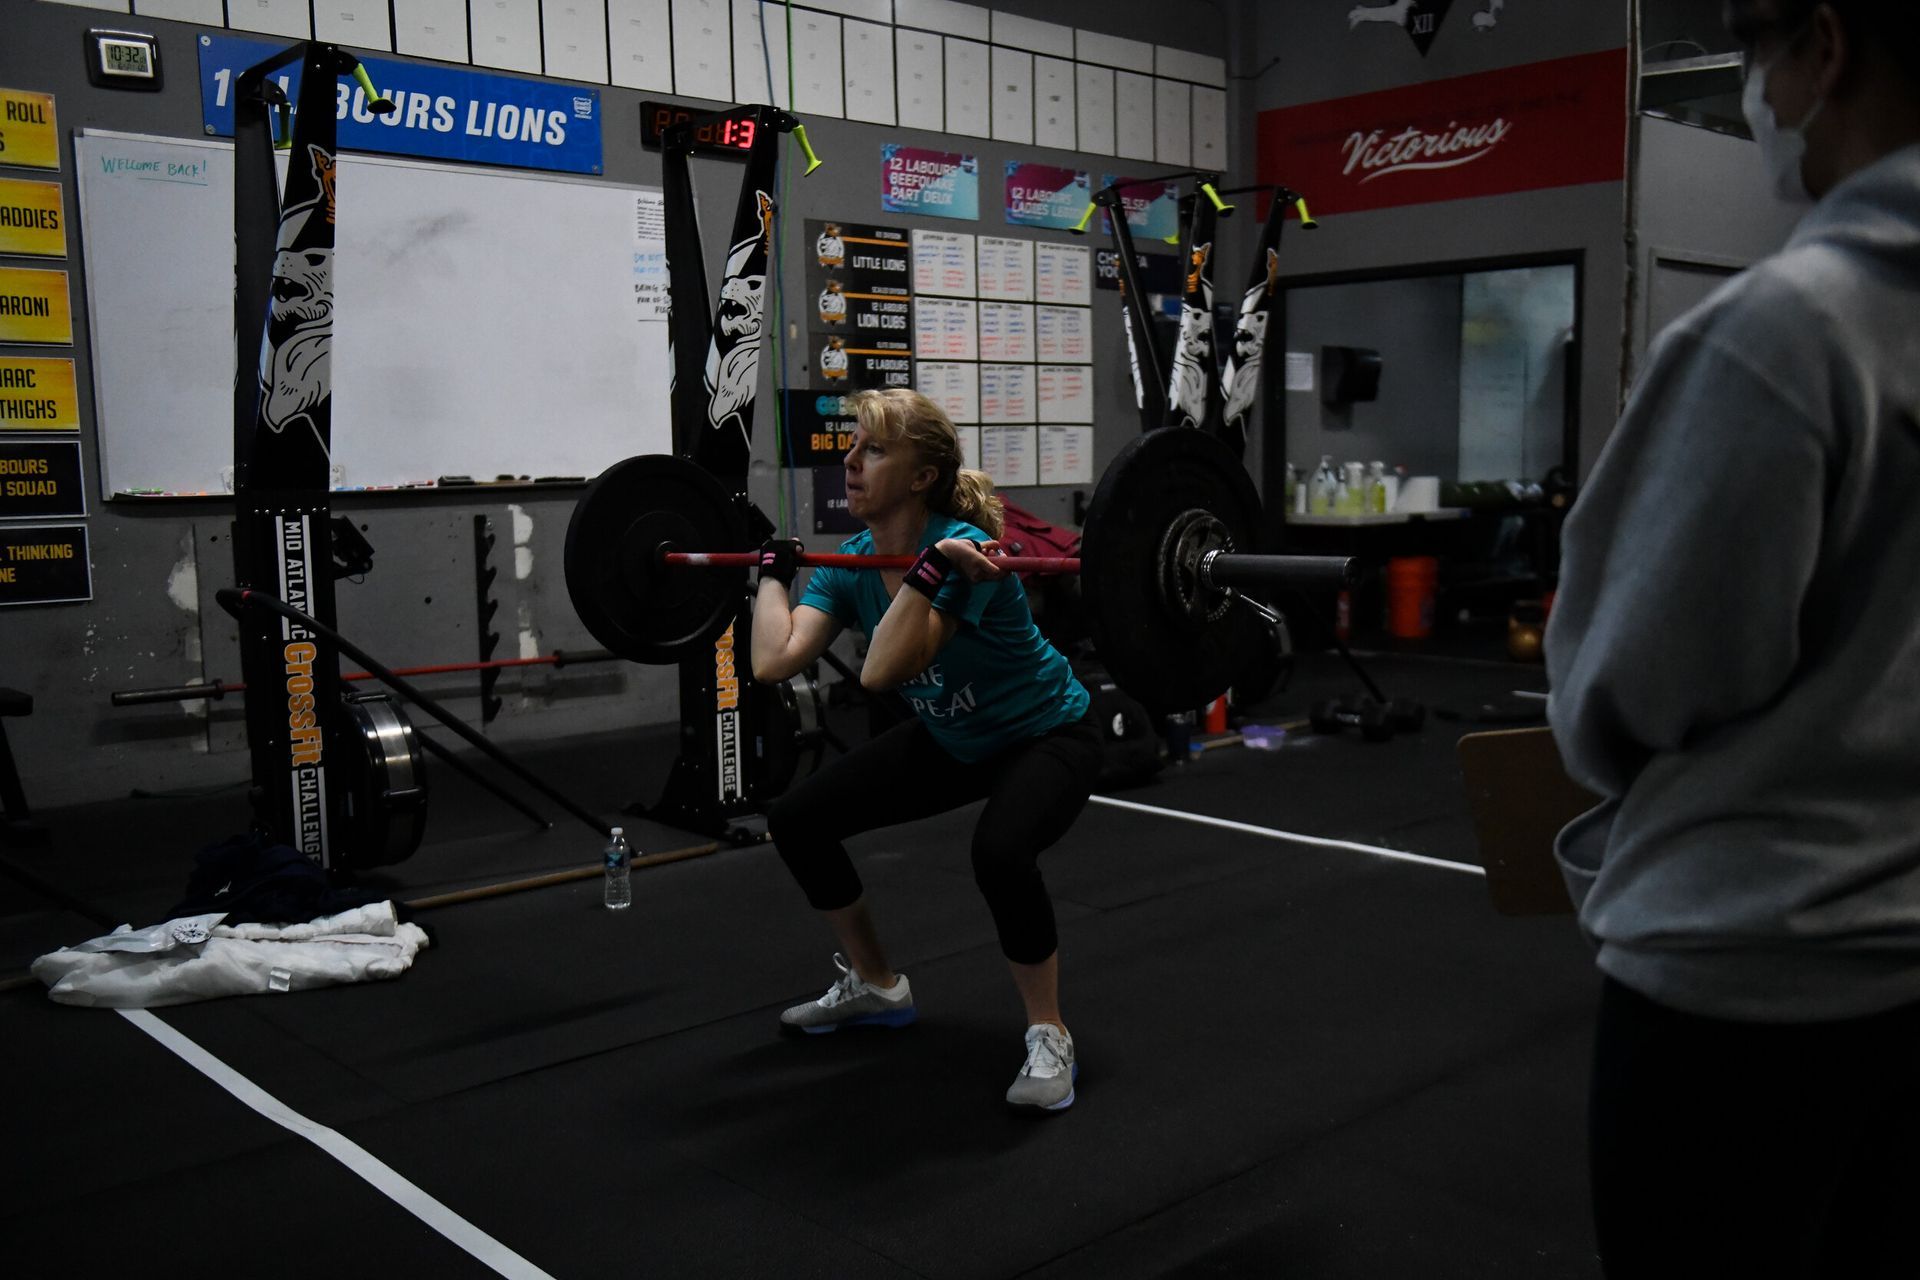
[1006,1023,1077,1111]
[779,953,917,1034]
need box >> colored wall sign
[0,267,72,345]
[0,178,66,257]
[1101,175,1182,242]
[1256,48,1630,218]
[809,335,913,390]
[0,358,79,432]
[811,466,862,534]
[808,220,912,295]
[198,35,605,175]
[1094,248,1184,293]
[1005,162,1091,230]
[0,90,59,171]
[0,524,91,606]
[0,441,85,518]
[785,391,864,468]
[882,145,979,220]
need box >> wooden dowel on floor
[401,839,733,910]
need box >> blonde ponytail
[947,467,1005,539]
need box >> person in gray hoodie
[1546,1,1920,1274]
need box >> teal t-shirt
[797,514,1089,762]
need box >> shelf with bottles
[1283,508,1471,526]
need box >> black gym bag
[1074,661,1164,791]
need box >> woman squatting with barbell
[750,387,1101,1113]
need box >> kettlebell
[1507,602,1546,663]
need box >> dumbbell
[1309,697,1395,742]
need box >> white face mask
[1741,48,1825,205]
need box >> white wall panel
[471,0,543,73]
[991,13,1073,59]
[896,28,944,131]
[734,0,783,105]
[1034,56,1076,151]
[944,36,990,138]
[1075,63,1114,155]
[314,1,392,48]
[225,0,312,38]
[133,0,224,24]
[1191,85,1227,170]
[672,0,733,102]
[1154,78,1190,166]
[394,0,469,62]
[844,19,897,124]
[895,0,988,41]
[545,0,610,84]
[809,0,891,21]
[991,47,1032,145]
[1155,46,1225,87]
[1075,29,1153,73]
[609,0,676,91]
[1114,70,1155,162]
[788,8,845,117]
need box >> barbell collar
[1200,551,1357,591]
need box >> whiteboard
[75,130,671,496]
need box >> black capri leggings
[767,710,1101,965]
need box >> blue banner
[197,34,603,176]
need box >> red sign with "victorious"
[1257,47,1629,217]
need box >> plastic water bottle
[603,827,632,910]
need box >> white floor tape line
[1089,795,1487,877]
[118,1008,557,1280]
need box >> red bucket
[1385,556,1439,639]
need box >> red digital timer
[640,101,758,157]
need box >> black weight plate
[338,692,428,869]
[564,454,747,663]
[1082,428,1265,716]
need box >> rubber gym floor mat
[250,842,1596,1279]
[3,1124,489,1279]
[8,652,1594,1276]
[156,808,1292,1106]
[1020,1143,1598,1279]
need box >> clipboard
[1457,726,1598,917]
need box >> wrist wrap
[902,544,954,601]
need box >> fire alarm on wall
[85,29,163,92]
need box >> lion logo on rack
[1168,242,1215,429]
[705,191,774,442]
[1222,247,1281,428]
[258,144,338,449]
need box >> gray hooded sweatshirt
[1547,143,1920,1023]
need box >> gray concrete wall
[1281,273,1464,479]
[0,0,1224,807]
[1629,112,1801,377]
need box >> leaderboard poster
[805,219,914,390]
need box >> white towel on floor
[31,902,430,1008]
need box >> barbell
[563,427,1356,716]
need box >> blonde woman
[752,388,1098,1112]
